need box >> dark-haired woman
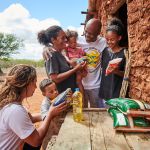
[37,26,86,93]
[99,18,127,100]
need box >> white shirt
[40,97,51,120]
[0,103,35,150]
[78,36,107,89]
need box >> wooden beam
[81,11,97,16]
[80,23,86,26]
[83,108,107,112]
[116,127,150,133]
[127,110,150,118]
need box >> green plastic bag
[106,98,145,113]
[134,117,150,127]
[108,108,129,127]
[108,108,150,128]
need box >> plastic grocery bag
[108,108,129,127]
[134,117,150,127]
[108,108,150,128]
[106,98,145,113]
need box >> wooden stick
[127,115,134,128]
[127,110,150,118]
[116,127,150,133]
[83,108,107,112]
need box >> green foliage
[0,33,24,59]
[0,59,44,68]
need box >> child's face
[68,37,77,49]
[43,83,59,100]
[106,31,122,49]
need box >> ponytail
[37,25,62,46]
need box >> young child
[39,79,59,120]
[40,78,72,119]
[39,78,69,149]
[65,30,85,61]
[99,18,127,100]
[64,30,87,103]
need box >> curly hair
[65,30,78,40]
[37,25,62,46]
[0,64,36,109]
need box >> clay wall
[88,0,150,102]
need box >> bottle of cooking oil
[72,88,83,122]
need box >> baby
[63,30,87,101]
[65,30,85,61]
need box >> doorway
[112,3,128,47]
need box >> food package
[108,108,150,128]
[53,88,72,106]
[76,56,88,64]
[108,108,129,127]
[106,98,146,113]
[105,58,122,75]
[134,117,150,127]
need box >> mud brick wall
[95,0,125,36]
[88,0,150,102]
[128,0,150,102]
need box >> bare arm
[23,102,67,147]
[28,113,42,123]
[113,70,124,77]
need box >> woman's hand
[66,90,73,105]
[48,101,68,119]
[43,46,55,61]
[68,59,77,67]
[74,61,87,71]
[66,90,73,98]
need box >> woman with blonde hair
[0,64,67,150]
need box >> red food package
[105,58,122,75]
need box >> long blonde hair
[0,64,36,109]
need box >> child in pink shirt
[65,30,87,68]
[64,30,87,102]
[67,46,84,59]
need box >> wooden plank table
[46,109,150,150]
